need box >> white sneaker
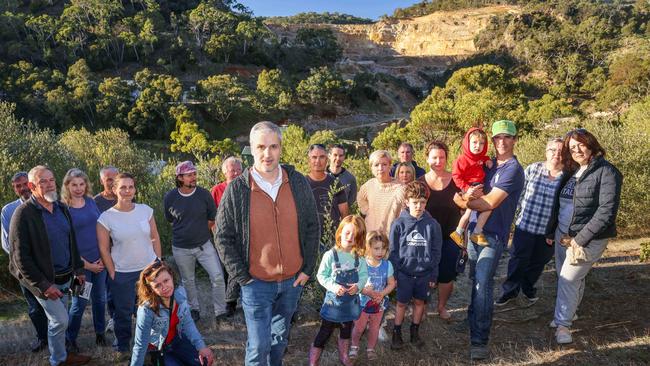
[549,314,578,328]
[349,345,359,360]
[105,318,114,333]
[555,326,573,344]
[378,326,389,342]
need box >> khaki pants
[553,229,608,328]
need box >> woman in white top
[97,173,161,356]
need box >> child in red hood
[450,127,493,248]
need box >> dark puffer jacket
[546,156,623,246]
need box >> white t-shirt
[98,203,157,273]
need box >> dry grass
[1,238,649,365]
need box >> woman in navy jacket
[545,128,622,345]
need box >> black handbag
[144,350,165,366]
[456,249,468,274]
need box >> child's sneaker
[449,231,466,249]
[349,345,359,360]
[470,232,489,246]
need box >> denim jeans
[240,276,303,366]
[500,227,554,300]
[173,240,227,316]
[161,334,202,366]
[21,284,48,341]
[35,282,70,366]
[467,233,506,346]
[108,270,140,352]
[66,269,107,342]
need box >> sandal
[438,308,452,321]
[367,348,378,361]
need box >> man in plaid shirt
[496,138,564,306]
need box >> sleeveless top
[419,176,462,237]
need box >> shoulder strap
[159,295,175,350]
[354,253,359,268]
[332,249,341,269]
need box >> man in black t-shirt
[306,144,348,249]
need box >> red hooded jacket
[452,127,491,191]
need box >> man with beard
[9,166,91,366]
[2,172,48,352]
[327,144,358,207]
[163,161,228,323]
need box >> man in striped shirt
[496,137,564,306]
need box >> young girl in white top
[350,230,396,361]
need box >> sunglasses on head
[566,128,587,137]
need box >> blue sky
[238,0,421,20]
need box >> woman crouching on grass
[130,260,214,366]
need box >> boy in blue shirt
[389,181,442,349]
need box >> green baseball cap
[491,120,517,137]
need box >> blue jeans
[161,335,202,366]
[108,270,140,352]
[21,284,48,341]
[66,269,107,342]
[240,276,303,366]
[500,227,554,300]
[467,233,506,346]
[35,282,70,366]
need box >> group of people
[2,119,622,365]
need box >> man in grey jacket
[214,121,320,366]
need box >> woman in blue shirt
[61,168,107,352]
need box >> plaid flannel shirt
[515,162,563,235]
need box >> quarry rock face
[335,6,518,58]
[268,5,519,88]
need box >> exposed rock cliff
[269,5,520,88]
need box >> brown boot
[308,344,323,366]
[337,338,353,366]
[60,353,91,366]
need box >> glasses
[142,258,164,279]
